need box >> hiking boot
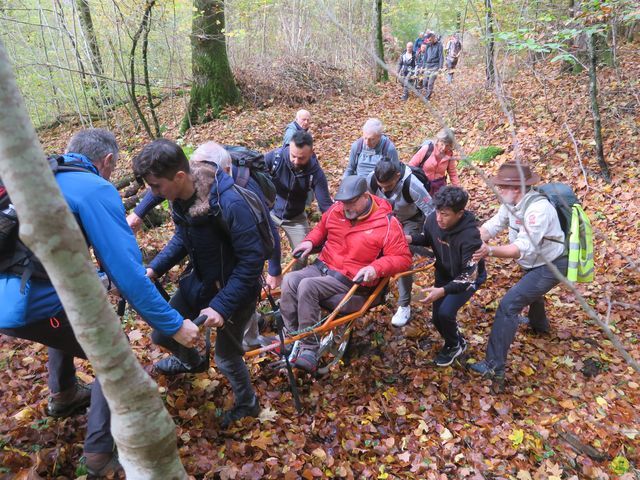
[220,396,260,429]
[391,306,411,327]
[434,343,464,367]
[47,382,91,418]
[290,347,318,373]
[84,452,123,478]
[154,355,207,376]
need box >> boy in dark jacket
[409,186,486,366]
[134,139,264,428]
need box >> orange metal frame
[246,259,434,358]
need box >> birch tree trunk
[0,39,187,480]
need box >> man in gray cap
[279,176,412,373]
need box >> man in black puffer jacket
[133,139,264,429]
[408,186,486,367]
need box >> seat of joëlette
[318,280,389,314]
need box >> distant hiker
[413,32,425,54]
[470,162,567,391]
[367,157,434,327]
[283,109,312,147]
[409,186,486,366]
[409,128,460,196]
[417,32,444,100]
[343,118,399,179]
[445,33,463,84]
[398,42,417,101]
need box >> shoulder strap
[418,141,434,168]
[401,175,414,204]
[270,150,283,176]
[369,174,379,193]
[355,138,364,160]
[380,137,390,156]
[234,165,251,188]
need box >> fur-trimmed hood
[187,161,234,218]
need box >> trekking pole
[262,275,303,414]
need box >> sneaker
[458,336,468,354]
[220,396,260,429]
[154,355,207,376]
[434,343,464,367]
[391,306,411,327]
[47,382,92,418]
[84,452,123,477]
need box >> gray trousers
[422,69,439,99]
[397,215,424,307]
[485,255,568,372]
[279,264,349,348]
[270,212,310,250]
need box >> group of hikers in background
[397,30,463,100]
[0,105,585,475]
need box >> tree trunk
[587,32,612,182]
[374,0,388,82]
[0,39,187,479]
[485,0,495,87]
[182,0,240,132]
[74,0,106,87]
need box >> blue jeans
[485,256,568,373]
[432,286,478,347]
[0,313,113,453]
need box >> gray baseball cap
[335,176,367,202]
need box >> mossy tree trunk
[182,0,240,132]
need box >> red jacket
[305,195,412,284]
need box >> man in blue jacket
[134,139,264,428]
[265,130,333,250]
[0,129,199,476]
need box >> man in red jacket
[280,176,412,372]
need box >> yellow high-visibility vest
[567,204,593,283]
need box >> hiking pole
[262,284,303,414]
[193,314,211,369]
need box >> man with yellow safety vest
[470,162,569,390]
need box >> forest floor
[1,44,639,479]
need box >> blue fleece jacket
[0,154,184,335]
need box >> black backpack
[0,156,92,291]
[369,163,431,204]
[223,145,277,209]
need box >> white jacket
[482,190,565,269]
